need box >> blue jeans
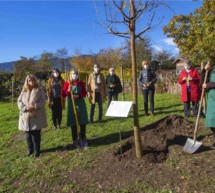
[107,92,118,107]
[90,92,103,122]
[142,87,155,114]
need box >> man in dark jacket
[138,60,157,116]
[106,67,122,107]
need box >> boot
[73,140,82,150]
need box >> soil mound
[115,115,201,163]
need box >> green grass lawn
[0,93,192,193]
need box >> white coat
[18,87,47,131]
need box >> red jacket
[63,80,87,98]
[178,68,201,102]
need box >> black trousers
[142,88,155,114]
[107,92,118,107]
[90,92,103,122]
[71,124,86,141]
[51,98,62,126]
[25,130,41,153]
[183,91,198,117]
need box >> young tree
[94,0,167,158]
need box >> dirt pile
[116,115,203,163]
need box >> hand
[183,77,186,81]
[146,82,151,87]
[87,92,91,98]
[27,106,35,112]
[204,63,211,70]
[72,94,79,99]
[202,83,207,89]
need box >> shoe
[73,140,82,150]
[57,125,61,129]
[145,112,149,116]
[26,150,33,156]
[81,139,88,150]
[150,112,155,117]
[34,151,40,158]
[53,126,57,130]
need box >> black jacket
[138,68,157,88]
[106,74,122,93]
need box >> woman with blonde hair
[18,74,47,158]
[63,70,88,149]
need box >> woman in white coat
[18,74,47,158]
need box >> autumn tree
[163,0,215,63]
[94,0,168,158]
[95,48,123,70]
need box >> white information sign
[105,101,133,117]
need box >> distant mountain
[0,61,16,72]
[0,59,72,72]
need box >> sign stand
[105,101,133,156]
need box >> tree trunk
[130,0,142,158]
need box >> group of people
[17,64,123,157]
[17,59,215,158]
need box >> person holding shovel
[63,70,88,149]
[178,60,201,118]
[47,68,65,130]
[138,60,157,116]
[201,63,215,148]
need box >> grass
[0,93,193,193]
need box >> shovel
[183,69,209,153]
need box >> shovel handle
[193,67,209,141]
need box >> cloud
[152,45,163,52]
[162,38,177,46]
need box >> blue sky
[0,1,203,63]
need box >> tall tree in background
[163,0,215,63]
[36,51,53,72]
[152,49,175,68]
[94,0,167,158]
[122,38,153,69]
[96,48,123,70]
[55,48,69,72]
[14,57,36,80]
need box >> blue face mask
[71,74,78,80]
[110,72,114,76]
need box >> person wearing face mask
[63,70,88,149]
[18,74,47,158]
[87,63,106,123]
[138,60,157,116]
[106,67,122,107]
[178,59,201,118]
[47,68,65,129]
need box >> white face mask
[184,65,190,70]
[94,67,99,73]
[53,72,59,78]
[71,74,78,80]
[143,65,148,69]
[110,71,114,76]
